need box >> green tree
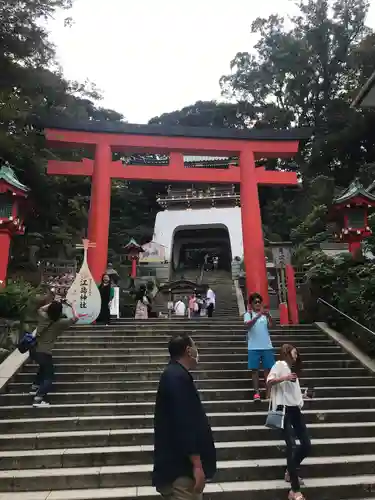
[221,0,375,185]
[219,0,375,245]
[0,1,143,266]
[149,101,249,128]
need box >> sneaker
[33,400,50,408]
[253,392,261,401]
[29,385,39,396]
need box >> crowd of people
[22,279,309,500]
[173,287,216,318]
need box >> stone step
[21,356,361,368]
[38,351,341,365]
[2,407,375,434]
[2,454,375,492]
[39,349,350,360]
[15,369,351,383]
[104,318,253,322]
[69,321,314,327]
[5,385,374,406]
[39,356,354,369]
[56,332,330,342]
[52,341,332,352]
[11,375,370,393]
[72,322,255,329]
[48,340,336,351]
[53,343,342,354]
[0,475,373,500]
[3,396,375,419]
[50,338,338,349]
[21,364,366,378]
[65,326,319,334]
[2,436,375,470]
[3,422,375,451]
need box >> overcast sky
[49,0,375,124]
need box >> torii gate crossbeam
[44,121,309,305]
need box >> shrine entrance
[44,120,309,305]
[172,225,232,273]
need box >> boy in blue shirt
[244,293,274,401]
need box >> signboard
[65,239,101,325]
[271,246,292,268]
[139,241,166,263]
[110,286,120,319]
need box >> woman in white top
[267,344,311,500]
[134,286,149,319]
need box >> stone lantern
[329,179,375,256]
[0,165,29,284]
[123,238,144,278]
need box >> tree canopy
[2,0,375,274]
[1,0,162,268]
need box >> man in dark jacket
[152,334,216,499]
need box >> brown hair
[279,343,302,377]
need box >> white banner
[66,241,101,324]
[139,241,166,262]
[110,287,120,318]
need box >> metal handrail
[317,297,375,338]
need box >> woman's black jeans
[30,350,55,400]
[283,406,311,492]
[207,304,214,317]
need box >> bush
[0,279,42,359]
[304,251,375,355]
[0,279,41,320]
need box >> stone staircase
[172,268,201,282]
[202,270,239,317]
[1,318,375,499]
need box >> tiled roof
[123,238,144,251]
[333,179,375,204]
[0,165,29,192]
[42,118,312,141]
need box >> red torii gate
[44,121,308,306]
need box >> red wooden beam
[112,162,240,183]
[47,159,94,176]
[45,128,300,158]
[255,167,298,186]
[47,160,299,186]
[47,159,240,183]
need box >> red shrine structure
[44,120,309,306]
[0,165,29,284]
[330,179,375,256]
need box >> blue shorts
[248,349,275,370]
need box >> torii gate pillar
[240,149,269,302]
[87,143,111,278]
